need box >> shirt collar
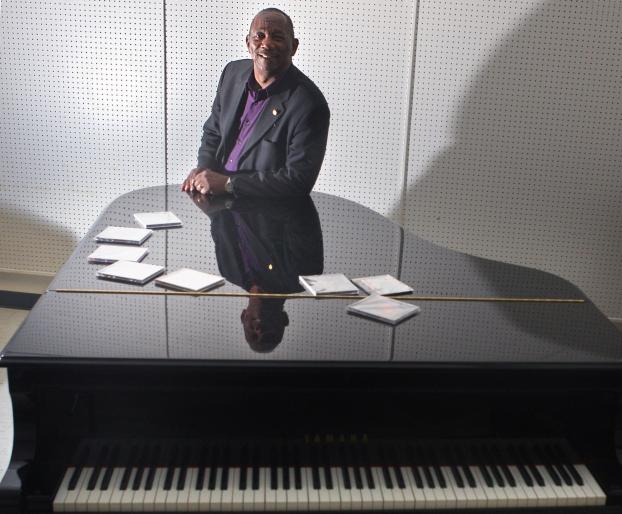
[246,65,292,100]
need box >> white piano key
[401,467,426,509]
[327,468,342,511]
[396,466,415,509]
[107,467,127,512]
[251,468,268,512]
[223,467,239,511]
[132,468,150,512]
[471,465,499,508]
[143,468,165,512]
[152,467,170,512]
[209,468,224,511]
[442,465,468,509]
[274,468,288,511]
[487,465,509,508]
[97,467,121,512]
[506,465,536,508]
[53,468,75,512]
[239,468,255,511]
[496,465,521,507]
[73,467,94,512]
[363,467,383,510]
[164,468,180,511]
[335,468,352,510]
[575,464,607,506]
[85,466,107,511]
[387,467,406,508]
[372,467,395,510]
[422,466,447,509]
[119,468,138,511]
[438,466,458,509]
[185,468,200,512]
[295,467,310,512]
[265,468,278,511]
[319,467,336,510]
[535,464,562,506]
[197,468,212,512]
[177,468,194,512]
[466,465,489,509]
[347,468,363,510]
[305,468,320,511]
[285,468,299,511]
[63,468,90,512]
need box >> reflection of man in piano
[192,194,323,352]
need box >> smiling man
[182,8,330,197]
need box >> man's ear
[246,35,251,53]
[291,38,299,56]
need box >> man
[181,8,330,197]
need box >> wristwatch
[224,177,233,194]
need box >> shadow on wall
[392,0,622,317]
[0,208,77,274]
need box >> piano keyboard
[52,438,606,512]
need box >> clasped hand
[181,168,228,195]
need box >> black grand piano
[2,186,622,513]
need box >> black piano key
[270,445,279,490]
[454,446,476,488]
[427,448,447,489]
[310,443,321,490]
[321,443,333,490]
[359,443,375,489]
[507,444,534,487]
[417,447,435,489]
[163,445,179,491]
[339,443,352,490]
[521,444,545,487]
[443,447,464,489]
[347,442,363,490]
[195,446,210,490]
[120,444,138,491]
[492,445,516,487]
[407,445,424,489]
[282,445,291,491]
[132,444,150,491]
[389,447,406,489]
[208,446,220,490]
[482,446,505,487]
[534,444,562,486]
[87,445,109,491]
[68,445,90,491]
[144,445,161,491]
[552,443,583,486]
[102,445,121,491]
[293,444,302,491]
[220,445,231,490]
[177,446,191,491]
[473,445,494,487]
[239,445,249,491]
[544,444,573,486]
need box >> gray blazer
[197,60,330,197]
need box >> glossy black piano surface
[2,186,622,367]
[3,187,622,513]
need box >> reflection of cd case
[347,294,420,325]
[97,261,165,285]
[88,245,149,264]
[299,273,358,296]
[351,274,413,296]
[156,268,225,292]
[134,211,182,229]
[94,226,152,245]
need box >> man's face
[246,12,298,81]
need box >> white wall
[1,0,621,316]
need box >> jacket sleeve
[230,100,330,197]
[197,64,228,171]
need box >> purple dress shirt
[224,71,287,173]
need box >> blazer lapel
[238,92,288,162]
[220,74,249,159]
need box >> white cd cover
[351,274,413,296]
[299,273,358,296]
[97,261,165,285]
[87,245,149,264]
[94,226,152,245]
[133,211,182,229]
[347,294,420,325]
[155,268,225,292]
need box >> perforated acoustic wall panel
[0,0,165,272]
[165,0,416,214]
[401,0,622,315]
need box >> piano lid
[2,186,622,366]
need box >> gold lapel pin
[272,108,279,116]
